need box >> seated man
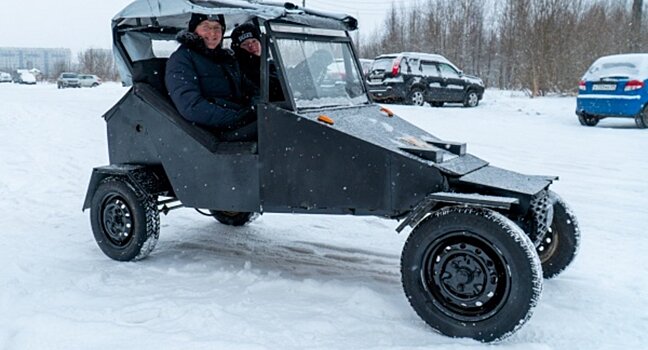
[165,13,258,141]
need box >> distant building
[0,47,72,78]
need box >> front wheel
[407,88,425,106]
[578,114,599,126]
[90,177,160,261]
[463,90,479,107]
[209,210,257,226]
[537,191,580,279]
[401,207,542,342]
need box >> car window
[584,58,645,80]
[371,57,396,71]
[406,58,419,74]
[276,38,369,109]
[62,73,77,78]
[438,63,460,78]
[420,62,440,77]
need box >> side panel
[105,85,260,211]
[258,106,390,214]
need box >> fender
[82,164,172,211]
[395,192,520,233]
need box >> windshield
[62,73,77,78]
[275,38,369,109]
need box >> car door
[438,63,466,102]
[420,61,444,101]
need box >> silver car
[79,74,102,87]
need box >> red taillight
[391,57,401,76]
[625,80,644,91]
[578,80,586,91]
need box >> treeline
[50,48,119,81]
[358,0,646,95]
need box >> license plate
[592,84,616,91]
[371,78,383,83]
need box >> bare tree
[630,0,643,52]
[77,48,118,81]
[358,0,647,94]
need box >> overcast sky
[0,0,414,54]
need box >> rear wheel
[90,177,159,261]
[401,207,542,342]
[635,108,648,128]
[209,210,257,226]
[407,88,425,106]
[578,114,599,126]
[463,90,479,107]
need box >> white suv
[79,74,102,87]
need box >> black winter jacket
[233,48,284,102]
[165,31,258,129]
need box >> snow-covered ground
[1,83,646,349]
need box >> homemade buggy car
[83,0,580,342]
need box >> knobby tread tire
[90,177,159,261]
[401,206,542,342]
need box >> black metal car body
[83,0,580,343]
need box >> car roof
[376,52,451,63]
[114,0,358,31]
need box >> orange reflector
[317,115,334,125]
[380,106,394,117]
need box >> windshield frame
[267,22,370,112]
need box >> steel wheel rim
[411,91,424,106]
[538,226,559,263]
[421,231,511,322]
[101,194,134,246]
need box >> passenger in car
[165,13,258,141]
[230,22,284,101]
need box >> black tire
[92,83,99,88]
[430,101,444,107]
[635,108,648,128]
[209,210,257,226]
[90,177,160,261]
[537,191,580,279]
[463,90,479,107]
[407,88,425,106]
[401,207,542,342]
[578,114,599,126]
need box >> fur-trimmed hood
[176,30,233,61]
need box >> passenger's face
[240,38,261,56]
[195,20,223,49]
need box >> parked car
[576,53,648,128]
[366,52,484,107]
[57,72,80,88]
[0,71,12,83]
[15,71,36,85]
[83,0,580,343]
[79,74,102,87]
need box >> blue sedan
[576,54,648,128]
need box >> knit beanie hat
[230,22,260,49]
[188,13,226,33]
